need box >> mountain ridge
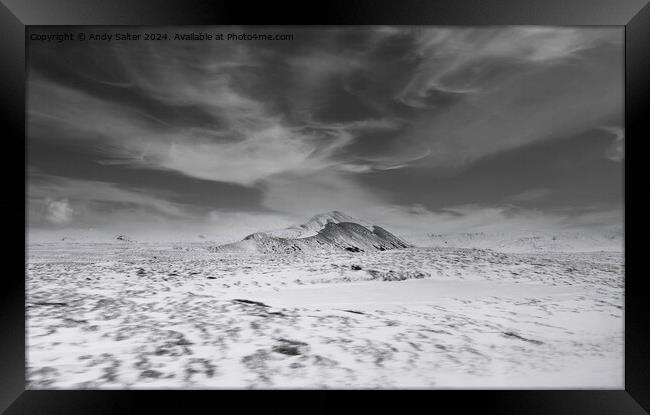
[212,211,411,254]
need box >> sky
[27,26,624,242]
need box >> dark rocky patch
[29,302,68,307]
[139,369,163,379]
[502,331,544,345]
[272,338,309,356]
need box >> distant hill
[211,211,411,254]
[419,230,623,253]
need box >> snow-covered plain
[27,242,623,389]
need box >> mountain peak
[306,210,359,225]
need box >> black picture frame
[1,0,647,413]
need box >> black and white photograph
[26,26,624,389]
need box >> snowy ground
[26,242,624,389]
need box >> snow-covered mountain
[212,211,411,254]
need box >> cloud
[148,125,323,186]
[396,44,622,170]
[398,27,620,107]
[44,198,74,225]
[29,27,622,182]
[29,80,310,186]
[27,27,623,239]
[28,70,407,187]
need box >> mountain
[211,211,411,254]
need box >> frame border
[2,0,647,413]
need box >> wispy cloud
[398,27,620,107]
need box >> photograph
[26,26,624,389]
